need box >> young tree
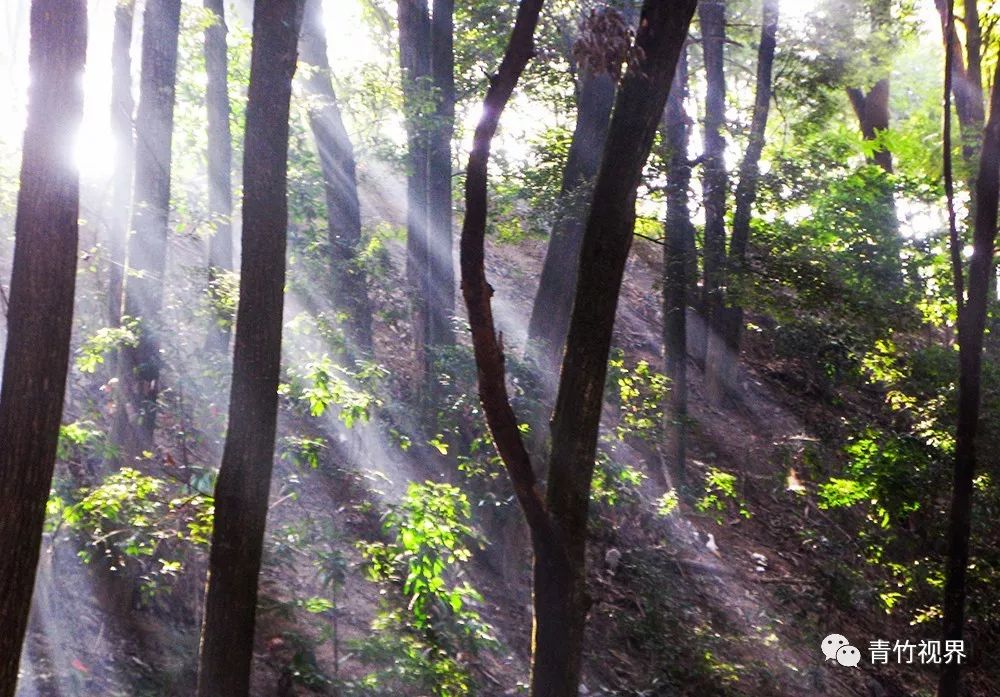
[0,2,86,694]
[662,47,694,486]
[299,0,373,353]
[460,1,697,693]
[937,19,1000,697]
[705,0,780,401]
[120,0,182,443]
[195,1,304,695]
[204,0,234,352]
[108,0,135,327]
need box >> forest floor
[17,233,973,697]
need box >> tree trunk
[299,0,374,354]
[195,2,303,695]
[0,2,86,694]
[108,0,134,328]
[698,0,728,379]
[933,0,985,168]
[121,0,182,444]
[527,68,616,376]
[937,50,1000,697]
[428,0,456,346]
[706,0,779,402]
[204,0,234,353]
[847,79,892,173]
[662,46,693,488]
[398,0,432,371]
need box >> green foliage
[591,445,646,508]
[606,349,669,441]
[75,319,139,374]
[279,435,328,470]
[695,467,750,524]
[282,354,386,426]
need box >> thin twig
[944,0,965,314]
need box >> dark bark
[108,0,134,327]
[121,0,182,443]
[0,2,86,694]
[299,0,374,353]
[847,79,892,173]
[428,0,456,346]
[662,47,693,487]
[195,2,303,695]
[399,0,433,363]
[698,0,728,371]
[706,0,779,401]
[937,48,1000,697]
[527,69,616,375]
[933,0,985,167]
[204,0,234,353]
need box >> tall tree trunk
[933,0,985,168]
[0,2,86,694]
[195,2,303,695]
[699,0,728,379]
[398,0,432,373]
[121,0,182,444]
[662,47,693,488]
[204,0,234,353]
[706,0,779,401]
[427,0,455,346]
[299,0,374,354]
[937,47,1000,697]
[460,0,696,694]
[108,0,135,328]
[527,68,616,376]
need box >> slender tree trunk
[706,0,779,401]
[662,47,693,488]
[195,2,303,695]
[527,68,616,375]
[398,0,432,372]
[937,50,1000,697]
[0,3,86,694]
[933,0,985,168]
[699,0,728,379]
[428,0,455,346]
[204,0,234,353]
[299,0,374,354]
[542,3,695,688]
[121,0,182,444]
[108,0,134,328]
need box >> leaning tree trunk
[706,0,779,402]
[662,46,694,488]
[0,2,86,694]
[699,0,728,384]
[107,0,134,328]
[204,0,234,353]
[460,1,697,695]
[195,2,303,696]
[427,0,456,346]
[299,0,373,354]
[937,46,1000,697]
[527,67,616,377]
[120,0,182,445]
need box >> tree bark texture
[0,2,86,694]
[121,0,182,443]
[662,46,693,487]
[540,1,697,693]
[847,79,892,173]
[527,69,616,377]
[706,0,779,402]
[300,0,374,354]
[933,0,985,169]
[937,51,1000,697]
[428,0,456,346]
[108,0,134,327]
[204,0,234,353]
[698,0,728,372]
[195,2,303,695]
